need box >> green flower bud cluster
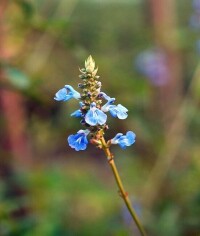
[79,55,102,109]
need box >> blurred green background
[0,0,200,235]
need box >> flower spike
[54,56,147,236]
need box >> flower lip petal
[96,109,107,125]
[85,102,107,126]
[116,110,128,119]
[126,131,136,142]
[85,109,98,126]
[68,130,90,151]
[117,104,128,112]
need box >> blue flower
[190,13,200,29]
[100,92,112,101]
[102,99,128,119]
[136,49,169,86]
[71,109,83,118]
[193,0,200,13]
[71,102,84,118]
[54,85,80,101]
[85,102,107,126]
[68,129,90,151]
[111,131,136,149]
[101,98,115,112]
[109,104,128,119]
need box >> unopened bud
[78,83,84,88]
[85,55,95,72]
[92,67,98,76]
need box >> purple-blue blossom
[54,85,80,101]
[102,98,128,119]
[85,102,107,126]
[108,104,128,119]
[193,0,200,13]
[54,56,142,236]
[189,0,200,29]
[136,49,169,86]
[190,13,200,29]
[68,129,90,151]
[111,131,136,149]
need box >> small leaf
[5,67,31,89]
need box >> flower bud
[92,67,98,76]
[85,55,95,72]
[78,83,84,88]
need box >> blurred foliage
[0,0,200,235]
[5,67,31,89]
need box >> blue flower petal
[111,131,136,149]
[65,85,81,100]
[71,109,83,118]
[100,92,112,101]
[54,85,80,102]
[109,104,128,119]
[101,98,115,112]
[68,130,89,151]
[116,110,128,120]
[109,105,117,117]
[118,104,128,112]
[126,131,136,144]
[85,109,98,126]
[101,97,128,120]
[96,109,107,125]
[54,88,72,101]
[111,133,123,144]
[85,102,107,126]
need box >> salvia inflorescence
[54,56,147,236]
[54,56,136,152]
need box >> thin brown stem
[100,137,146,236]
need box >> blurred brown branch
[0,0,31,163]
[143,0,185,208]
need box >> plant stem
[100,137,147,236]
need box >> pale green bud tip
[85,55,95,72]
